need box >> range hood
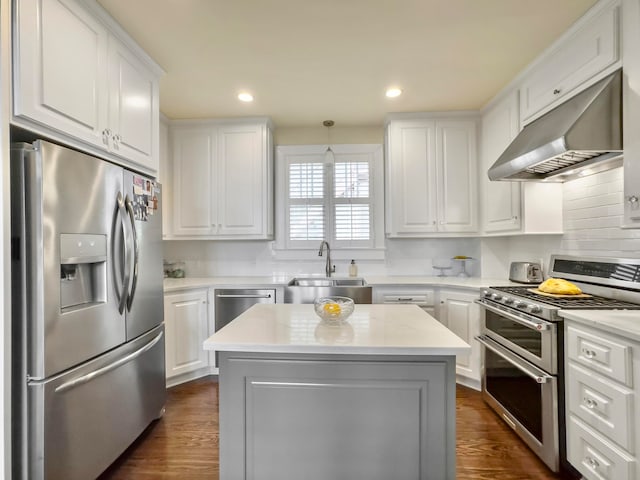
[488,69,622,182]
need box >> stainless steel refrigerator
[10,140,166,479]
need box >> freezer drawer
[23,326,166,480]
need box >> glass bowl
[313,296,355,322]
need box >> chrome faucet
[318,241,336,277]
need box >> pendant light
[323,120,335,163]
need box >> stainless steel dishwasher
[214,289,276,331]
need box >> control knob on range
[491,293,503,301]
[529,305,542,314]
[483,290,491,298]
[514,301,526,308]
[504,297,514,305]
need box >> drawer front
[381,294,432,306]
[566,324,632,387]
[567,416,636,480]
[567,362,634,453]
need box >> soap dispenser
[349,259,358,277]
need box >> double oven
[476,255,640,473]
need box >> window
[276,144,384,254]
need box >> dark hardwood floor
[100,376,572,479]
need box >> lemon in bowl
[314,296,355,322]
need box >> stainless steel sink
[287,277,367,287]
[284,277,372,304]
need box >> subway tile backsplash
[560,167,639,258]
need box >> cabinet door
[438,289,481,384]
[172,128,217,236]
[520,2,619,124]
[622,0,640,227]
[216,123,268,236]
[13,0,109,147]
[164,290,209,379]
[107,35,159,171]
[481,92,522,232]
[436,120,478,233]
[385,120,438,235]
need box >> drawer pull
[584,398,598,409]
[582,348,597,359]
[585,456,600,470]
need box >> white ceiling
[97,0,599,127]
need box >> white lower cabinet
[164,289,211,386]
[437,289,481,390]
[372,285,481,389]
[565,320,639,479]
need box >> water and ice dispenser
[59,234,107,310]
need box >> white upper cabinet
[385,115,478,237]
[480,91,564,235]
[172,126,216,236]
[107,35,159,169]
[13,0,162,174]
[481,91,522,233]
[436,120,478,233]
[622,0,640,227]
[519,0,620,125]
[169,119,274,240]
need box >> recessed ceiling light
[238,92,254,102]
[385,88,402,98]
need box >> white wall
[274,126,383,145]
[163,237,482,278]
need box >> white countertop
[559,310,640,342]
[165,275,518,292]
[203,304,471,356]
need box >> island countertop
[203,304,471,356]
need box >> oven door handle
[475,299,549,331]
[476,335,552,384]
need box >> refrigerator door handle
[124,195,139,311]
[114,192,132,314]
[54,330,164,394]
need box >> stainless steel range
[476,255,640,474]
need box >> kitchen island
[204,304,470,480]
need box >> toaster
[509,262,543,284]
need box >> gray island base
[205,304,470,480]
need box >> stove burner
[491,286,640,310]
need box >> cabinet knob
[628,195,639,205]
[585,456,599,470]
[583,397,598,409]
[102,129,112,145]
[582,348,597,359]
[553,88,561,95]
[113,133,121,149]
